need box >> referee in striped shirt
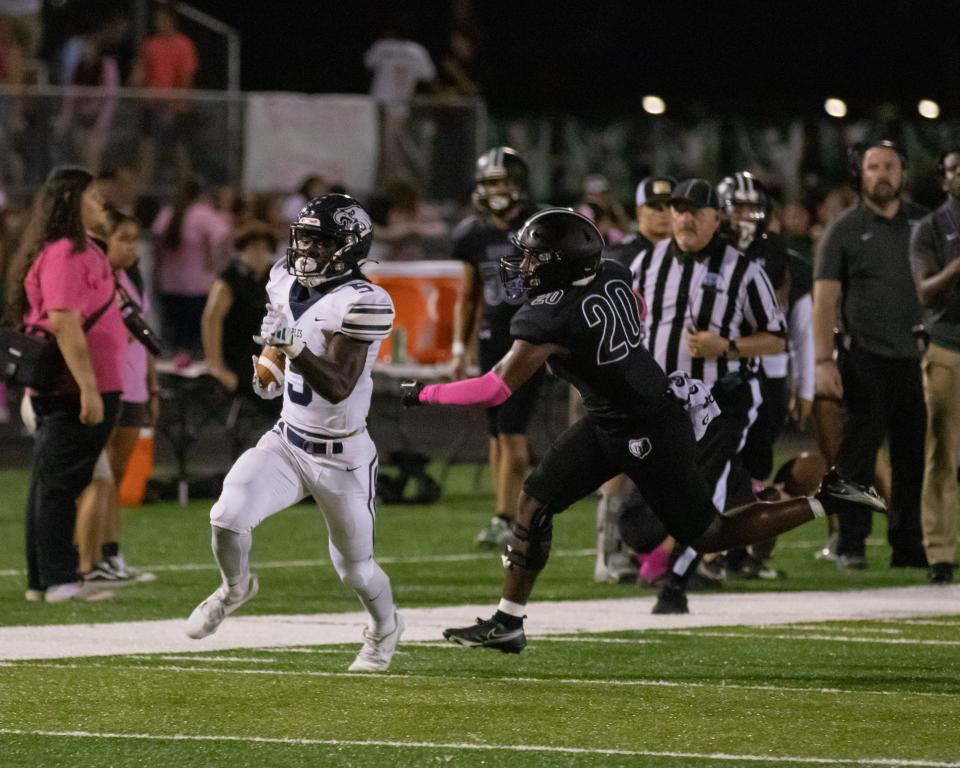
[630,178,786,613]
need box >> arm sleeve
[742,262,787,337]
[788,294,815,401]
[909,215,940,277]
[340,289,395,342]
[814,217,844,281]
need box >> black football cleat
[651,583,689,614]
[443,616,527,653]
[815,469,887,516]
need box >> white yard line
[0,548,596,578]
[0,584,957,661]
[0,728,955,767]
[4,660,956,700]
[669,630,960,646]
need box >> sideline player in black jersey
[401,208,887,653]
[718,171,813,482]
[451,147,546,548]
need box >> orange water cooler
[119,427,154,506]
[365,261,467,364]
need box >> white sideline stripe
[149,655,278,663]
[0,728,955,766]
[0,548,597,578]
[671,630,960,647]
[898,620,960,627]
[1,585,958,660]
[2,661,956,700]
[0,539,891,578]
[786,625,905,634]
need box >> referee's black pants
[25,392,120,591]
[836,346,926,564]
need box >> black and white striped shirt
[630,236,785,386]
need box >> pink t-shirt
[24,237,126,393]
[117,270,150,404]
[152,202,231,295]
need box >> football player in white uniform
[185,194,403,673]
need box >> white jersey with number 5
[265,261,394,437]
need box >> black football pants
[837,346,925,562]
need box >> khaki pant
[921,342,960,564]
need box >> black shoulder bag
[0,294,116,391]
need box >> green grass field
[1,466,958,767]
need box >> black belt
[282,423,343,456]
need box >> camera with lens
[119,290,164,356]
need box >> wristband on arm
[419,370,512,407]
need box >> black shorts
[523,400,717,545]
[117,401,150,428]
[478,330,546,437]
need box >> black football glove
[400,380,425,407]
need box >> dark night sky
[45,1,960,119]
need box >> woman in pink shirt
[8,166,127,603]
[76,210,158,585]
[152,176,231,357]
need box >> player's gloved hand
[253,303,305,358]
[250,355,284,400]
[400,380,425,407]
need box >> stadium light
[642,95,666,115]
[918,99,940,119]
[824,98,847,118]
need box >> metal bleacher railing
[0,84,488,204]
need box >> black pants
[741,374,789,482]
[524,400,717,546]
[697,372,761,512]
[25,392,120,590]
[837,346,926,561]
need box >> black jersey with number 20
[510,261,669,429]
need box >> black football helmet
[286,193,373,287]
[717,171,769,251]
[473,146,529,214]
[501,208,604,298]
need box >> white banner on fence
[243,93,378,193]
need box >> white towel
[666,371,721,441]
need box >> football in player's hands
[255,346,286,389]
[400,380,425,407]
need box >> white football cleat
[185,574,259,639]
[348,612,404,672]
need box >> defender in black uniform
[403,208,886,653]
[452,147,546,547]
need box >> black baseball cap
[635,176,677,206]
[668,178,720,210]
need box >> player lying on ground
[402,208,886,653]
[184,194,403,672]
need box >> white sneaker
[107,554,157,583]
[348,612,404,672]
[44,581,114,603]
[475,517,511,547]
[185,574,259,639]
[594,551,638,584]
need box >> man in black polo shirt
[910,147,960,584]
[814,139,929,571]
